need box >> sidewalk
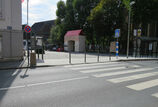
[0,55,158,70]
[0,58,28,70]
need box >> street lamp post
[126,1,135,58]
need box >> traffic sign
[110,41,116,52]
[134,29,137,36]
[115,29,120,38]
[137,29,141,37]
[24,25,31,33]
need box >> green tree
[56,1,66,20]
[72,0,100,44]
[50,0,66,45]
[88,0,125,45]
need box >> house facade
[0,0,23,60]
[64,30,86,52]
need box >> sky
[22,0,66,26]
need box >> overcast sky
[22,0,66,26]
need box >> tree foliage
[88,0,126,45]
[50,0,158,53]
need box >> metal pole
[27,0,29,66]
[27,0,29,25]
[127,9,131,58]
[109,52,111,61]
[97,45,99,62]
[116,38,119,59]
[84,43,86,63]
[69,51,71,64]
[38,47,39,59]
[42,41,44,60]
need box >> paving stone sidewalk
[0,51,157,70]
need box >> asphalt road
[0,61,158,107]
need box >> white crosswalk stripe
[65,62,158,98]
[66,62,141,74]
[71,64,125,70]
[108,72,158,83]
[64,62,120,68]
[126,79,158,91]
[152,93,158,98]
[81,66,126,73]
[93,68,153,77]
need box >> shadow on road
[20,68,29,79]
[0,61,29,103]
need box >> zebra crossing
[64,62,158,99]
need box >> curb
[117,58,158,62]
[0,61,112,70]
[0,58,157,70]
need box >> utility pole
[27,0,29,66]
[126,1,135,58]
[126,9,131,59]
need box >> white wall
[0,0,23,60]
[79,36,85,52]
[0,0,21,30]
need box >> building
[132,22,158,57]
[31,20,55,45]
[0,0,23,60]
[64,29,86,52]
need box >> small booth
[64,29,85,52]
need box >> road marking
[64,62,119,68]
[0,76,89,91]
[108,72,158,83]
[152,93,158,98]
[71,64,125,70]
[81,66,126,73]
[127,79,158,91]
[93,68,153,77]
[28,76,89,87]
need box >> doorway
[68,40,75,52]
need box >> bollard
[38,48,39,59]
[109,52,111,61]
[42,46,44,60]
[30,52,36,67]
[84,48,86,63]
[69,51,71,64]
[97,47,99,62]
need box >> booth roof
[65,29,83,37]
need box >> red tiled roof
[65,29,83,37]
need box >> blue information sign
[115,29,120,38]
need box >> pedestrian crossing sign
[115,29,120,38]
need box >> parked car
[46,44,58,51]
[57,47,64,52]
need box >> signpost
[115,29,120,59]
[24,25,31,66]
